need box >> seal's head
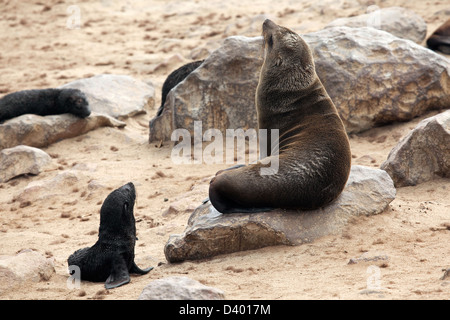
[98,182,136,238]
[58,89,91,118]
[260,19,315,89]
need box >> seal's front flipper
[216,205,276,214]
[215,164,246,176]
[105,259,130,289]
[130,261,153,275]
[229,206,275,214]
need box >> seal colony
[0,88,91,123]
[68,182,153,289]
[208,19,352,214]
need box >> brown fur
[208,19,351,214]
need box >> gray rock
[149,36,263,143]
[0,112,125,150]
[61,74,155,120]
[441,268,450,281]
[0,145,51,183]
[138,276,225,300]
[162,183,209,217]
[303,26,450,134]
[149,28,450,142]
[348,251,389,265]
[380,110,450,187]
[164,165,396,263]
[0,249,55,296]
[13,170,83,207]
[325,6,427,44]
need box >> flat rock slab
[138,276,225,300]
[0,145,51,183]
[381,110,450,187]
[0,112,125,150]
[164,165,396,263]
[61,74,155,120]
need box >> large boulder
[325,6,427,44]
[149,36,263,143]
[303,27,450,134]
[0,145,51,183]
[0,113,125,150]
[164,165,396,263]
[381,110,450,187]
[0,249,54,296]
[61,74,155,119]
[138,276,225,300]
[150,28,450,142]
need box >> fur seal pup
[208,19,351,214]
[68,182,153,289]
[156,60,204,116]
[427,18,450,54]
[0,88,91,122]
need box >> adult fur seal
[0,88,91,122]
[156,60,204,116]
[68,182,153,289]
[208,19,351,214]
[427,18,450,54]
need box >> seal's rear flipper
[130,261,153,275]
[209,175,275,214]
[105,259,130,289]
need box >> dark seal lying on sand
[208,20,351,214]
[0,88,91,122]
[68,182,153,289]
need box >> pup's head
[59,89,91,118]
[99,182,137,237]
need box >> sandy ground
[0,0,449,300]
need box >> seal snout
[262,19,277,33]
[124,182,135,189]
[122,182,136,195]
[262,19,278,49]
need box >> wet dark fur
[68,182,152,289]
[209,20,352,214]
[156,60,204,116]
[427,18,450,54]
[0,88,91,122]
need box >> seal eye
[123,201,129,213]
